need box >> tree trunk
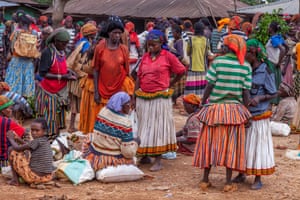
[52,0,70,29]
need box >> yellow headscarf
[217,18,230,32]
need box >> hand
[249,96,261,107]
[131,96,136,109]
[94,92,101,104]
[7,130,16,140]
[134,136,141,145]
[66,70,77,80]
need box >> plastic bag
[96,164,144,183]
[271,121,291,136]
[1,166,13,179]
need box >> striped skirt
[136,93,177,156]
[193,103,251,171]
[246,118,275,175]
[291,97,300,133]
[184,70,207,97]
[35,84,68,140]
[82,134,134,171]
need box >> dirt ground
[1,109,300,200]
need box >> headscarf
[246,38,267,62]
[106,15,124,33]
[76,21,84,27]
[0,96,13,111]
[228,16,243,31]
[46,27,70,45]
[81,23,97,36]
[146,29,164,42]
[183,94,201,105]
[279,82,295,97]
[106,92,130,113]
[39,15,48,22]
[146,21,155,31]
[65,15,73,21]
[217,18,230,32]
[0,82,10,92]
[241,22,253,36]
[291,14,300,23]
[224,34,246,65]
[125,21,135,33]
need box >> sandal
[199,182,212,191]
[223,183,238,192]
[251,181,263,190]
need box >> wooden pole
[208,6,218,28]
[234,0,237,13]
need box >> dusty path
[0,109,299,200]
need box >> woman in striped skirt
[36,28,77,140]
[184,22,209,98]
[134,29,186,171]
[193,34,252,192]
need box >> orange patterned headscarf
[224,34,246,65]
[241,22,253,36]
[228,16,243,31]
[183,94,201,105]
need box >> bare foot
[7,180,19,186]
[149,162,163,172]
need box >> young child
[7,118,54,187]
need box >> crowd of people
[0,9,300,192]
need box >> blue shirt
[249,63,277,116]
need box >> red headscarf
[125,21,140,48]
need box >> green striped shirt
[206,53,252,104]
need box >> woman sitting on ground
[0,95,26,169]
[82,91,139,172]
[272,82,297,125]
[176,94,202,156]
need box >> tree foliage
[252,9,290,45]
[240,0,277,6]
[32,0,52,4]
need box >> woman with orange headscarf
[67,23,98,133]
[176,94,202,156]
[193,34,252,192]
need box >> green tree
[240,0,278,6]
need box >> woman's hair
[172,24,182,35]
[199,17,212,31]
[194,21,205,35]
[32,118,48,131]
[16,10,32,26]
[269,21,281,33]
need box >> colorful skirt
[5,56,35,97]
[35,84,68,140]
[136,89,177,156]
[79,76,135,134]
[193,103,251,171]
[184,70,207,97]
[82,134,134,171]
[10,151,53,184]
[246,116,275,175]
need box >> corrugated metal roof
[236,0,298,14]
[0,0,19,7]
[45,0,248,18]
